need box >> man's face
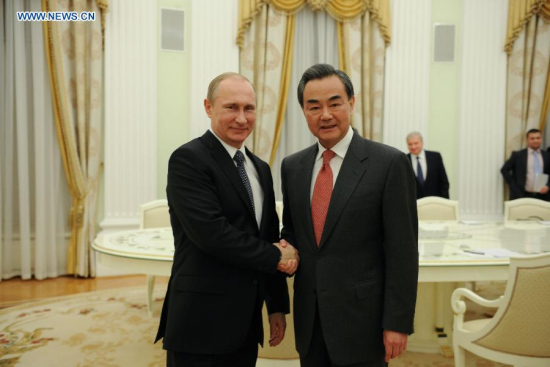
[407,136,424,156]
[204,77,256,149]
[302,75,354,150]
[526,132,542,150]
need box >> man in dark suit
[280,64,418,367]
[155,72,299,367]
[501,128,550,201]
[406,132,450,199]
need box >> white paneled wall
[102,0,158,232]
[458,0,508,219]
[383,0,432,151]
[101,0,239,234]
[100,0,510,233]
[190,0,240,140]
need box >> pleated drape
[43,0,107,277]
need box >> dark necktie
[311,150,336,246]
[233,151,255,212]
[417,156,425,186]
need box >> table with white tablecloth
[93,221,550,351]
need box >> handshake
[274,240,299,275]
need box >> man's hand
[383,330,408,362]
[268,312,286,346]
[274,240,299,275]
[540,185,549,194]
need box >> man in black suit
[155,72,299,367]
[280,64,418,367]
[501,128,550,201]
[406,132,450,199]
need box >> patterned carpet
[0,286,509,367]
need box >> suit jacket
[281,131,419,365]
[501,148,550,200]
[155,130,289,354]
[407,150,450,199]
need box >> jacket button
[252,279,258,285]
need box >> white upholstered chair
[504,198,550,224]
[140,199,170,316]
[140,199,170,230]
[451,253,550,367]
[417,196,459,221]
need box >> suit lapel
[424,151,433,181]
[319,133,368,249]
[246,148,268,232]
[297,145,319,251]
[543,150,550,172]
[201,131,256,221]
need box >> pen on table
[462,249,485,255]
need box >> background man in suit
[280,64,418,367]
[155,72,299,367]
[501,128,550,201]
[406,132,450,199]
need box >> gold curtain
[539,0,550,133]
[505,12,550,156]
[43,0,106,277]
[341,13,387,141]
[240,6,296,165]
[239,0,391,160]
[237,0,391,47]
[505,0,549,54]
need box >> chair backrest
[417,196,459,221]
[140,199,170,229]
[472,252,550,357]
[504,198,550,224]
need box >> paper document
[479,248,523,258]
[460,220,482,225]
[461,248,523,258]
[534,173,549,192]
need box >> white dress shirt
[310,127,354,200]
[210,129,263,227]
[410,150,428,180]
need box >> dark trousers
[299,303,387,367]
[166,321,258,367]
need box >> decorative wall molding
[383,0,431,151]
[458,0,508,219]
[101,0,158,233]
[190,0,240,140]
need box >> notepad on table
[534,173,549,192]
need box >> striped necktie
[233,151,255,212]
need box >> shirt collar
[411,149,426,160]
[209,128,247,161]
[527,147,540,154]
[316,127,354,160]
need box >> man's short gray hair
[206,72,255,102]
[406,131,423,142]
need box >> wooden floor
[0,274,170,309]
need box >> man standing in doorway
[501,128,550,201]
[406,131,450,199]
